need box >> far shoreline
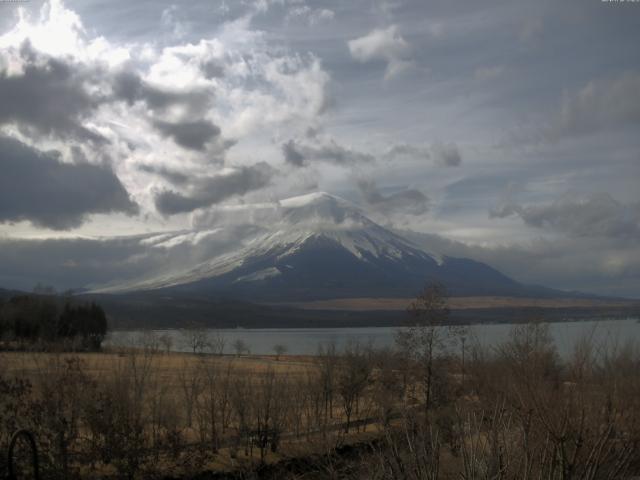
[106,308,640,332]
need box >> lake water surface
[106,318,640,357]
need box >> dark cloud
[0,227,255,292]
[505,72,640,147]
[112,70,213,116]
[385,143,430,161]
[491,193,640,238]
[0,235,151,292]
[384,142,462,167]
[138,164,189,185]
[284,138,461,169]
[358,179,429,216]
[155,162,275,215]
[282,138,374,167]
[431,143,462,167]
[282,140,305,167]
[152,119,221,151]
[555,73,640,140]
[0,44,105,142]
[0,50,218,151]
[0,136,138,230]
[200,59,225,79]
[112,70,222,152]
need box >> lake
[105,317,640,357]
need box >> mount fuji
[93,192,556,301]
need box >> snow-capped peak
[278,192,371,229]
[279,191,349,208]
[91,191,443,294]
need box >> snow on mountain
[92,192,530,300]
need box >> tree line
[0,294,108,350]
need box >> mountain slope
[93,192,557,301]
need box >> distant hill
[82,291,640,330]
[0,287,22,300]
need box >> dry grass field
[0,346,396,479]
[0,350,315,381]
[2,319,640,479]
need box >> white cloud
[0,0,331,230]
[0,0,129,67]
[285,6,335,26]
[348,25,413,80]
[0,0,85,58]
[160,5,189,40]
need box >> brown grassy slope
[271,296,639,311]
[0,350,314,382]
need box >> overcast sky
[0,0,639,297]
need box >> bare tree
[337,341,372,433]
[316,341,338,427]
[230,375,253,458]
[84,347,157,479]
[209,330,226,355]
[372,417,442,480]
[298,369,325,437]
[232,339,249,357]
[31,355,91,478]
[370,348,404,428]
[252,369,289,462]
[395,282,461,418]
[181,325,211,355]
[178,358,202,428]
[195,359,221,452]
[273,344,287,360]
[138,331,160,353]
[158,333,173,354]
